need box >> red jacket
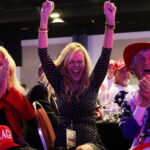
[0,87,35,137]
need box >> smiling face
[67,51,85,82]
[115,66,130,87]
[134,48,150,79]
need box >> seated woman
[0,46,35,149]
[37,0,116,150]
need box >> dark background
[0,0,150,65]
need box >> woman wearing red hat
[119,42,150,150]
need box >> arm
[38,1,54,48]
[103,1,116,48]
[119,116,141,139]
[138,75,150,107]
[119,92,144,139]
[6,87,35,121]
[120,75,150,138]
[90,1,116,90]
[38,1,62,91]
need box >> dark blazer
[27,81,48,104]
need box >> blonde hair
[54,42,92,101]
[0,46,25,94]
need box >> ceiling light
[91,19,95,23]
[50,12,60,18]
[51,18,64,23]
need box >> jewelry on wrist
[38,28,48,33]
[39,27,48,30]
[39,30,48,33]
[105,24,115,30]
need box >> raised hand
[0,58,9,98]
[40,0,54,28]
[104,1,116,26]
[138,75,150,107]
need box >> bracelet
[38,27,48,33]
[39,30,48,33]
[105,24,115,30]
[39,28,48,31]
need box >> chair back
[33,101,56,150]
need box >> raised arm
[91,1,116,90]
[38,1,63,92]
[38,0,54,48]
[103,1,116,48]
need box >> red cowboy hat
[123,42,150,73]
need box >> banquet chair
[33,101,56,150]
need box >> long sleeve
[0,87,35,137]
[119,91,141,139]
[6,86,35,121]
[119,116,141,139]
[90,47,111,91]
[38,48,63,93]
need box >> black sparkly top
[38,47,111,150]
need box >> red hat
[123,42,150,73]
[114,59,125,71]
[0,125,20,150]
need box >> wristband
[38,28,48,33]
[39,30,48,33]
[39,28,48,31]
[105,24,115,30]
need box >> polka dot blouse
[38,47,111,150]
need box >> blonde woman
[0,46,25,94]
[38,1,116,150]
[0,46,35,148]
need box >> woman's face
[0,52,4,70]
[67,51,85,82]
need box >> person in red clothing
[0,46,35,149]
